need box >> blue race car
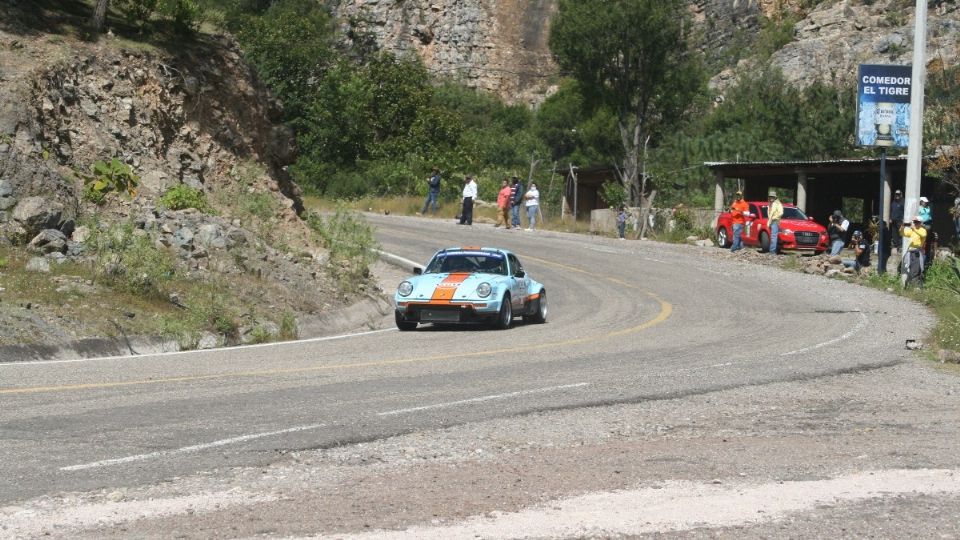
[394,247,547,331]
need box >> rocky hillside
[0,6,386,356]
[334,0,960,102]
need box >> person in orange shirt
[495,178,513,229]
[730,191,749,252]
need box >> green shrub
[249,325,273,344]
[599,181,627,209]
[161,184,213,212]
[79,159,139,204]
[89,224,175,299]
[306,207,379,292]
[279,311,299,341]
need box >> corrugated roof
[704,156,908,167]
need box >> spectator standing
[524,182,540,231]
[459,175,477,225]
[951,197,960,242]
[889,189,904,253]
[510,176,524,229]
[495,178,512,229]
[616,205,628,240]
[420,167,441,215]
[918,196,933,227]
[767,190,783,254]
[842,230,871,274]
[919,196,934,267]
[901,216,927,286]
[729,191,748,252]
[828,210,849,255]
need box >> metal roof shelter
[705,156,948,238]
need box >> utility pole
[902,0,928,252]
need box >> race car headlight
[398,281,413,297]
[476,282,492,298]
[782,228,793,235]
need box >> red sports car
[716,201,828,254]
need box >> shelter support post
[713,170,725,227]
[796,171,808,212]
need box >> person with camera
[842,230,871,275]
[900,215,927,286]
[827,210,849,256]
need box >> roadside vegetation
[19,0,960,357]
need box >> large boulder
[12,197,65,239]
[28,229,68,254]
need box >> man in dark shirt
[889,189,904,252]
[510,176,524,229]
[420,167,441,215]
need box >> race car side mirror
[413,267,423,275]
[515,270,525,278]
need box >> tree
[549,0,703,205]
[90,0,110,34]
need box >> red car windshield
[761,206,809,220]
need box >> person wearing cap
[900,215,927,285]
[889,190,904,253]
[767,190,783,254]
[918,196,932,227]
[842,230,871,274]
[828,210,849,256]
[459,175,478,225]
[729,191,749,252]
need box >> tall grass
[306,206,380,293]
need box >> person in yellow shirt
[767,190,784,254]
[900,215,927,285]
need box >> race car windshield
[425,253,507,275]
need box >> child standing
[617,205,628,240]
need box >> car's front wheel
[759,231,770,252]
[395,311,417,331]
[526,290,547,324]
[717,227,730,248]
[493,294,512,329]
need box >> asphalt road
[1,214,957,538]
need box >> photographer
[900,216,927,286]
[827,210,848,256]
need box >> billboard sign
[856,64,912,148]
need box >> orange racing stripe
[430,272,470,302]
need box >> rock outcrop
[334,0,960,102]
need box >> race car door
[507,253,529,309]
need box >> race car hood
[401,272,504,302]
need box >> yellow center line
[1,250,672,395]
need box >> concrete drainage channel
[0,251,412,362]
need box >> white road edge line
[0,328,397,367]
[60,423,328,472]
[377,383,590,417]
[780,310,868,356]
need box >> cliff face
[333,0,558,105]
[332,0,960,103]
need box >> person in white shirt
[459,175,477,225]
[524,182,540,231]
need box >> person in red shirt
[495,178,513,229]
[730,191,749,252]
